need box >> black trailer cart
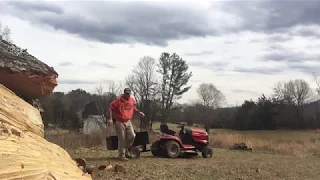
[106,127,150,158]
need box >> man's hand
[139,111,145,118]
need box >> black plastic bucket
[106,135,118,150]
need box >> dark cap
[124,88,131,94]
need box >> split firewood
[75,158,87,172]
[114,164,126,173]
[75,158,113,175]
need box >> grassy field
[45,123,320,180]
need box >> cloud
[266,34,293,43]
[290,25,320,38]
[88,61,115,68]
[224,40,234,44]
[287,63,320,74]
[58,61,73,66]
[231,89,261,96]
[4,1,64,14]
[58,79,114,84]
[189,61,229,72]
[221,0,320,33]
[58,79,97,84]
[261,51,320,63]
[265,43,286,51]
[0,1,214,46]
[2,1,320,46]
[233,66,283,74]
[184,50,214,56]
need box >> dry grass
[45,124,320,179]
[210,130,320,157]
[71,147,320,180]
[45,129,106,150]
[151,122,320,157]
[45,123,320,157]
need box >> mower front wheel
[165,140,180,158]
[201,146,213,158]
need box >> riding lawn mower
[106,123,213,159]
[150,123,213,158]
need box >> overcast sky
[1,0,320,106]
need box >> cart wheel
[129,146,140,159]
[165,140,180,158]
[141,144,147,152]
[151,141,164,157]
[201,146,213,158]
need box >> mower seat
[160,123,175,136]
[181,128,193,145]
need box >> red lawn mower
[150,123,213,158]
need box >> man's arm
[133,99,145,117]
[133,100,140,113]
[108,100,116,121]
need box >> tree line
[3,21,320,131]
[39,52,320,131]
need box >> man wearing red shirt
[108,88,144,160]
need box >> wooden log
[0,84,44,137]
[0,39,58,100]
[0,84,91,180]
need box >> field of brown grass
[45,123,320,180]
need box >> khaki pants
[114,120,136,157]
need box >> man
[108,88,145,160]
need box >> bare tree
[196,83,226,132]
[0,22,12,42]
[273,79,314,127]
[93,81,121,124]
[312,73,320,125]
[125,56,160,130]
[312,73,320,98]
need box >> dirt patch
[70,147,320,180]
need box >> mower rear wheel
[129,146,140,159]
[165,140,180,158]
[201,146,213,158]
[151,141,164,156]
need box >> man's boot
[125,150,132,159]
[118,154,128,161]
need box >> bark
[0,39,58,100]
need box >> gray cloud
[0,1,213,46]
[189,61,229,72]
[1,0,320,46]
[88,61,115,68]
[58,79,114,84]
[233,66,283,74]
[58,61,73,66]
[189,61,205,67]
[221,0,320,33]
[231,89,261,96]
[262,51,320,63]
[287,63,320,74]
[290,26,320,38]
[249,34,292,44]
[58,79,97,84]
[266,34,293,43]
[224,40,234,44]
[265,43,286,51]
[184,50,214,56]
[5,1,64,14]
